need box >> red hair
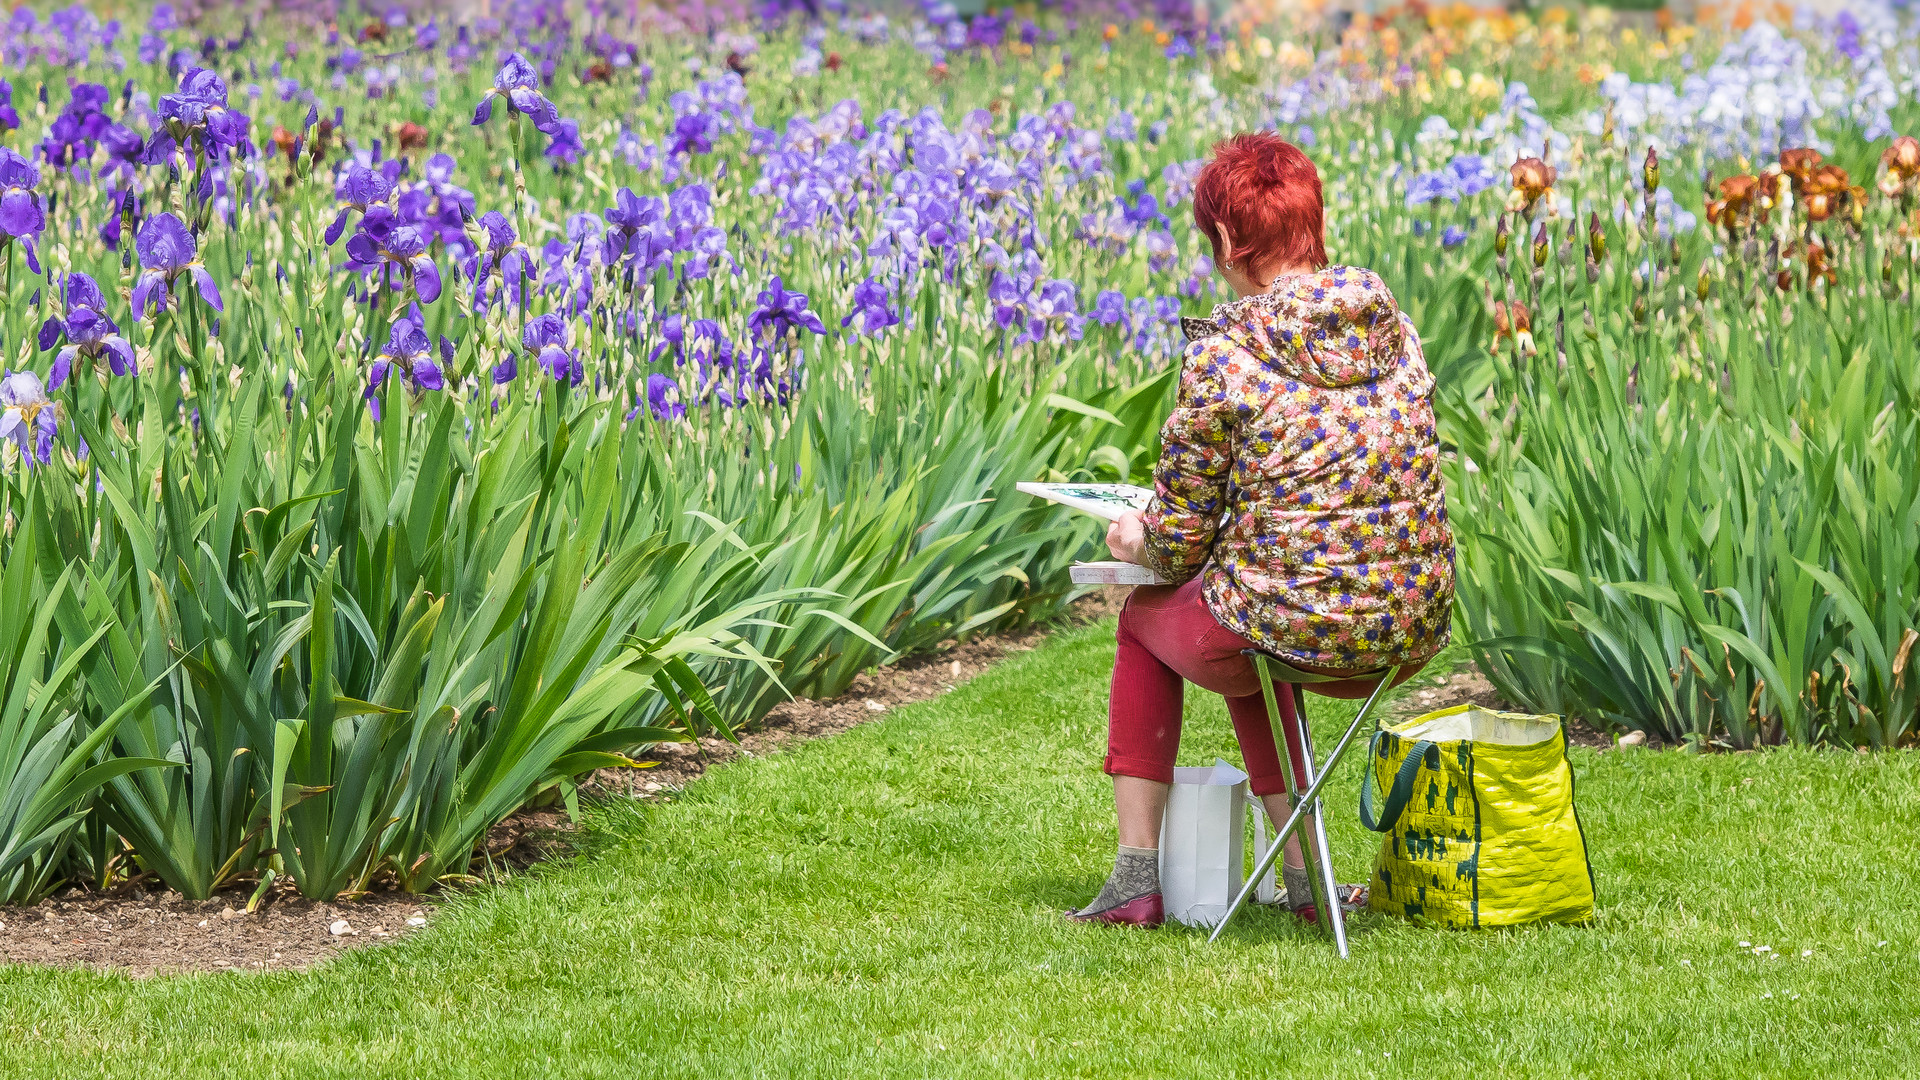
[1191,133,1327,278]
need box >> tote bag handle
[1359,733,1438,833]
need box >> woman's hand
[1106,511,1148,565]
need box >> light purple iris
[840,278,900,336]
[747,277,827,342]
[521,313,582,385]
[131,213,223,318]
[346,224,443,304]
[0,78,18,133]
[471,53,562,133]
[0,370,57,467]
[0,147,45,272]
[40,272,135,389]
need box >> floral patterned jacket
[1141,266,1455,672]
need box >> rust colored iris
[271,124,297,164]
[1778,148,1822,193]
[1804,242,1836,287]
[1881,136,1920,197]
[394,122,428,151]
[1706,174,1759,232]
[1804,165,1853,222]
[585,59,614,83]
[1492,299,1531,341]
[826,52,843,73]
[362,20,387,42]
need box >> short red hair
[1191,133,1327,278]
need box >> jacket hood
[1195,266,1406,390]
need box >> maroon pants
[1105,577,1310,799]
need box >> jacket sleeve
[1140,338,1242,584]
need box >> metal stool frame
[1207,652,1401,953]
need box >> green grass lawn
[3,618,1918,1078]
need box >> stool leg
[1209,667,1400,946]
[1291,692,1350,959]
[1276,684,1336,939]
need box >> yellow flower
[1445,67,1464,90]
[1254,35,1273,58]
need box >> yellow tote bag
[1360,705,1595,928]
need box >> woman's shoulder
[1192,265,1393,336]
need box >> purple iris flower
[146,67,252,163]
[644,373,686,421]
[40,273,135,389]
[0,148,45,272]
[747,276,827,342]
[543,118,583,165]
[492,352,518,385]
[131,212,223,317]
[37,83,112,169]
[1118,182,1169,227]
[840,278,900,336]
[1441,225,1468,248]
[471,53,562,133]
[367,319,449,414]
[476,210,533,283]
[98,124,145,187]
[327,162,395,244]
[668,112,714,156]
[0,78,18,133]
[1164,35,1194,60]
[521,313,582,385]
[346,223,443,304]
[0,371,57,467]
[1448,155,1500,198]
[1092,289,1128,326]
[1405,171,1458,207]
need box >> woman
[1071,133,1455,927]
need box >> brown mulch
[0,890,434,979]
[0,591,1126,976]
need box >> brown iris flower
[1778,148,1822,194]
[584,59,614,83]
[1804,164,1854,222]
[1491,298,1531,342]
[271,124,297,164]
[1507,156,1557,213]
[393,122,428,151]
[1706,174,1760,232]
[1880,136,1920,197]
[1804,242,1836,287]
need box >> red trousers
[1105,577,1310,799]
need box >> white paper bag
[1158,759,1248,927]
